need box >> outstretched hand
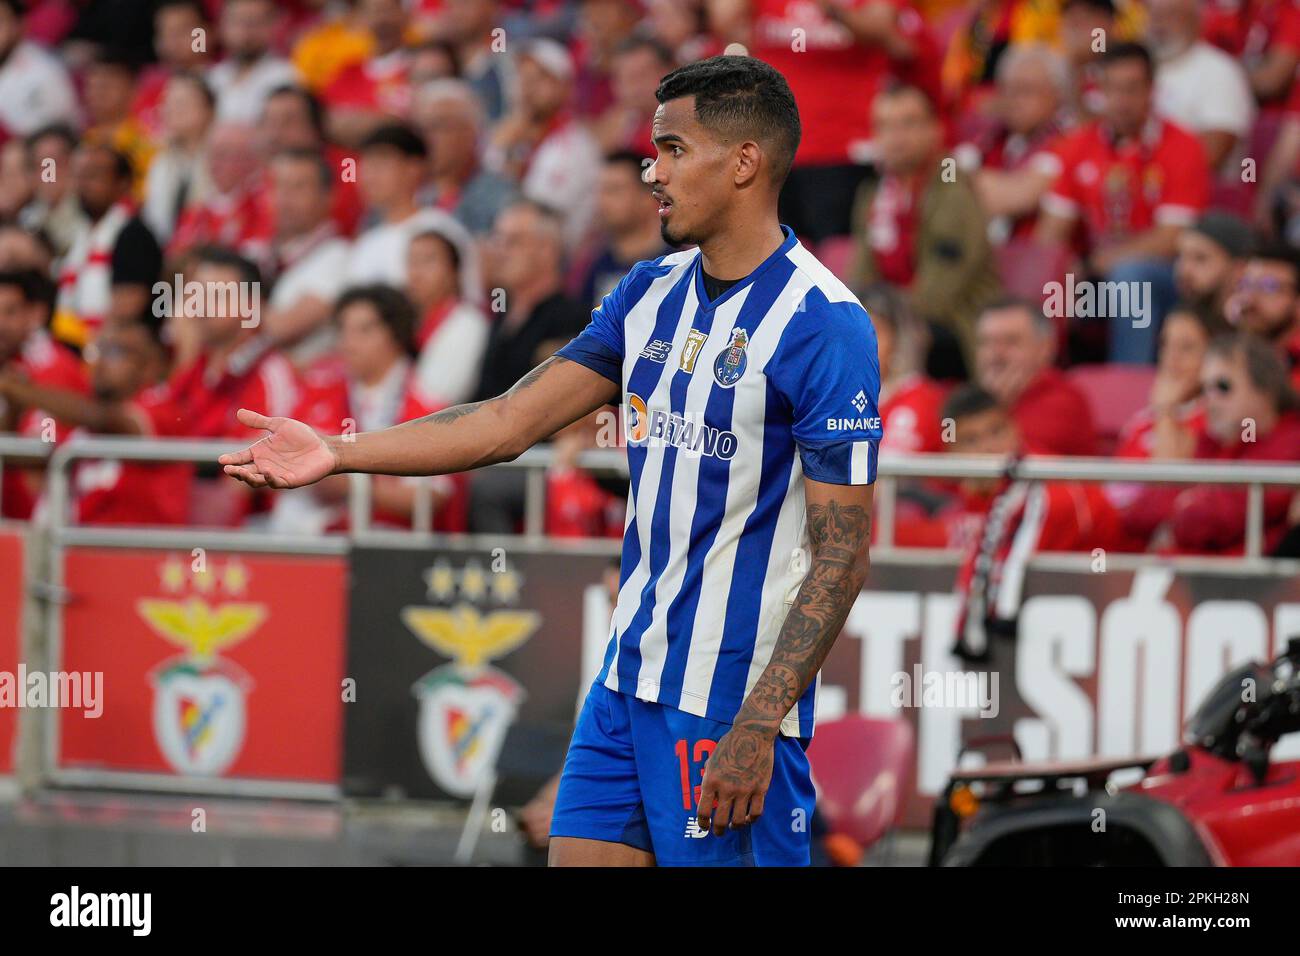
[218,408,338,490]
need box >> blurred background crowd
[0,0,1298,559]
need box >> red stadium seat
[994,237,1073,303]
[1066,363,1156,453]
[807,715,913,858]
[816,236,857,283]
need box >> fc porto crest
[713,327,749,388]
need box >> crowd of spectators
[0,0,1297,558]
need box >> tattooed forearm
[734,498,872,736]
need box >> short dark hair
[614,34,675,67]
[978,295,1054,336]
[0,270,34,300]
[27,122,79,153]
[191,245,262,288]
[941,383,1004,423]
[360,122,428,159]
[1101,42,1154,82]
[334,284,418,356]
[604,149,651,179]
[874,80,939,117]
[79,142,135,183]
[273,147,334,190]
[169,70,216,111]
[655,55,801,186]
[1248,239,1300,281]
[266,84,326,141]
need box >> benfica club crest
[401,559,540,797]
[411,666,524,798]
[138,557,263,776]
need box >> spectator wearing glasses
[1119,333,1300,554]
[1225,241,1300,391]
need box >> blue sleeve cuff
[556,329,622,386]
[799,440,878,485]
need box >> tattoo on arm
[407,357,573,429]
[734,499,872,735]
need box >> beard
[660,219,694,249]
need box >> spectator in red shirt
[1060,0,1119,123]
[1224,241,1300,389]
[849,84,1001,364]
[545,409,626,539]
[0,269,88,519]
[959,42,1070,245]
[939,385,1119,660]
[166,246,300,441]
[167,122,274,269]
[0,317,193,527]
[269,284,465,534]
[974,297,1099,456]
[1106,304,1212,547]
[259,85,365,239]
[894,383,1118,572]
[1201,0,1300,106]
[165,246,300,526]
[591,36,675,158]
[322,0,414,146]
[712,0,941,241]
[132,0,214,141]
[412,79,518,238]
[573,0,644,119]
[860,282,947,455]
[1173,211,1253,329]
[1037,42,1210,363]
[1167,333,1300,554]
[141,72,216,247]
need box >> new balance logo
[684,816,710,839]
[639,338,672,363]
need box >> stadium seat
[807,715,914,860]
[1066,363,1156,453]
[816,235,858,283]
[994,237,1074,303]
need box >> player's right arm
[219,355,619,489]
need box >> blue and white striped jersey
[556,226,882,737]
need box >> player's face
[647,96,735,248]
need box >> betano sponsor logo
[625,394,739,460]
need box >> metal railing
[0,435,1296,557]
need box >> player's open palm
[219,408,337,490]
[697,726,775,836]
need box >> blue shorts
[549,681,816,866]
